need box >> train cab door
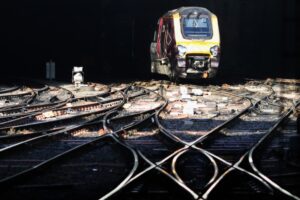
[150,18,171,75]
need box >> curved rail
[248,101,300,200]
[200,102,300,200]
[105,85,278,199]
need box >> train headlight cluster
[177,45,187,57]
[210,45,220,57]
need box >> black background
[1,0,299,81]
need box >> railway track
[0,85,166,200]
[0,85,20,94]
[0,87,36,110]
[0,82,74,120]
[0,82,134,139]
[256,114,300,196]
[0,80,299,200]
[0,86,74,124]
[98,82,300,200]
[0,91,126,186]
[0,91,126,135]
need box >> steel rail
[158,93,272,197]
[0,87,159,191]
[0,88,128,136]
[113,88,275,199]
[0,126,64,139]
[0,82,74,115]
[33,84,49,94]
[0,94,124,153]
[164,84,291,199]
[104,121,200,199]
[247,101,300,200]
[101,82,299,199]
[0,100,71,124]
[98,86,167,199]
[200,101,300,200]
[99,85,222,199]
[0,88,36,111]
[0,90,126,186]
[0,86,20,94]
[0,94,124,131]
[165,95,279,192]
[99,86,169,200]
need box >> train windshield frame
[181,15,213,39]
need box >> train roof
[165,7,212,17]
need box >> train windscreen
[182,17,212,39]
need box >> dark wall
[1,0,299,81]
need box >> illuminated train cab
[150,7,220,81]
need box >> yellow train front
[150,7,220,81]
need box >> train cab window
[182,16,212,39]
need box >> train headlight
[177,59,186,68]
[210,45,220,57]
[177,45,187,57]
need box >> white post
[72,66,84,88]
[50,60,55,80]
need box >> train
[150,7,221,81]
